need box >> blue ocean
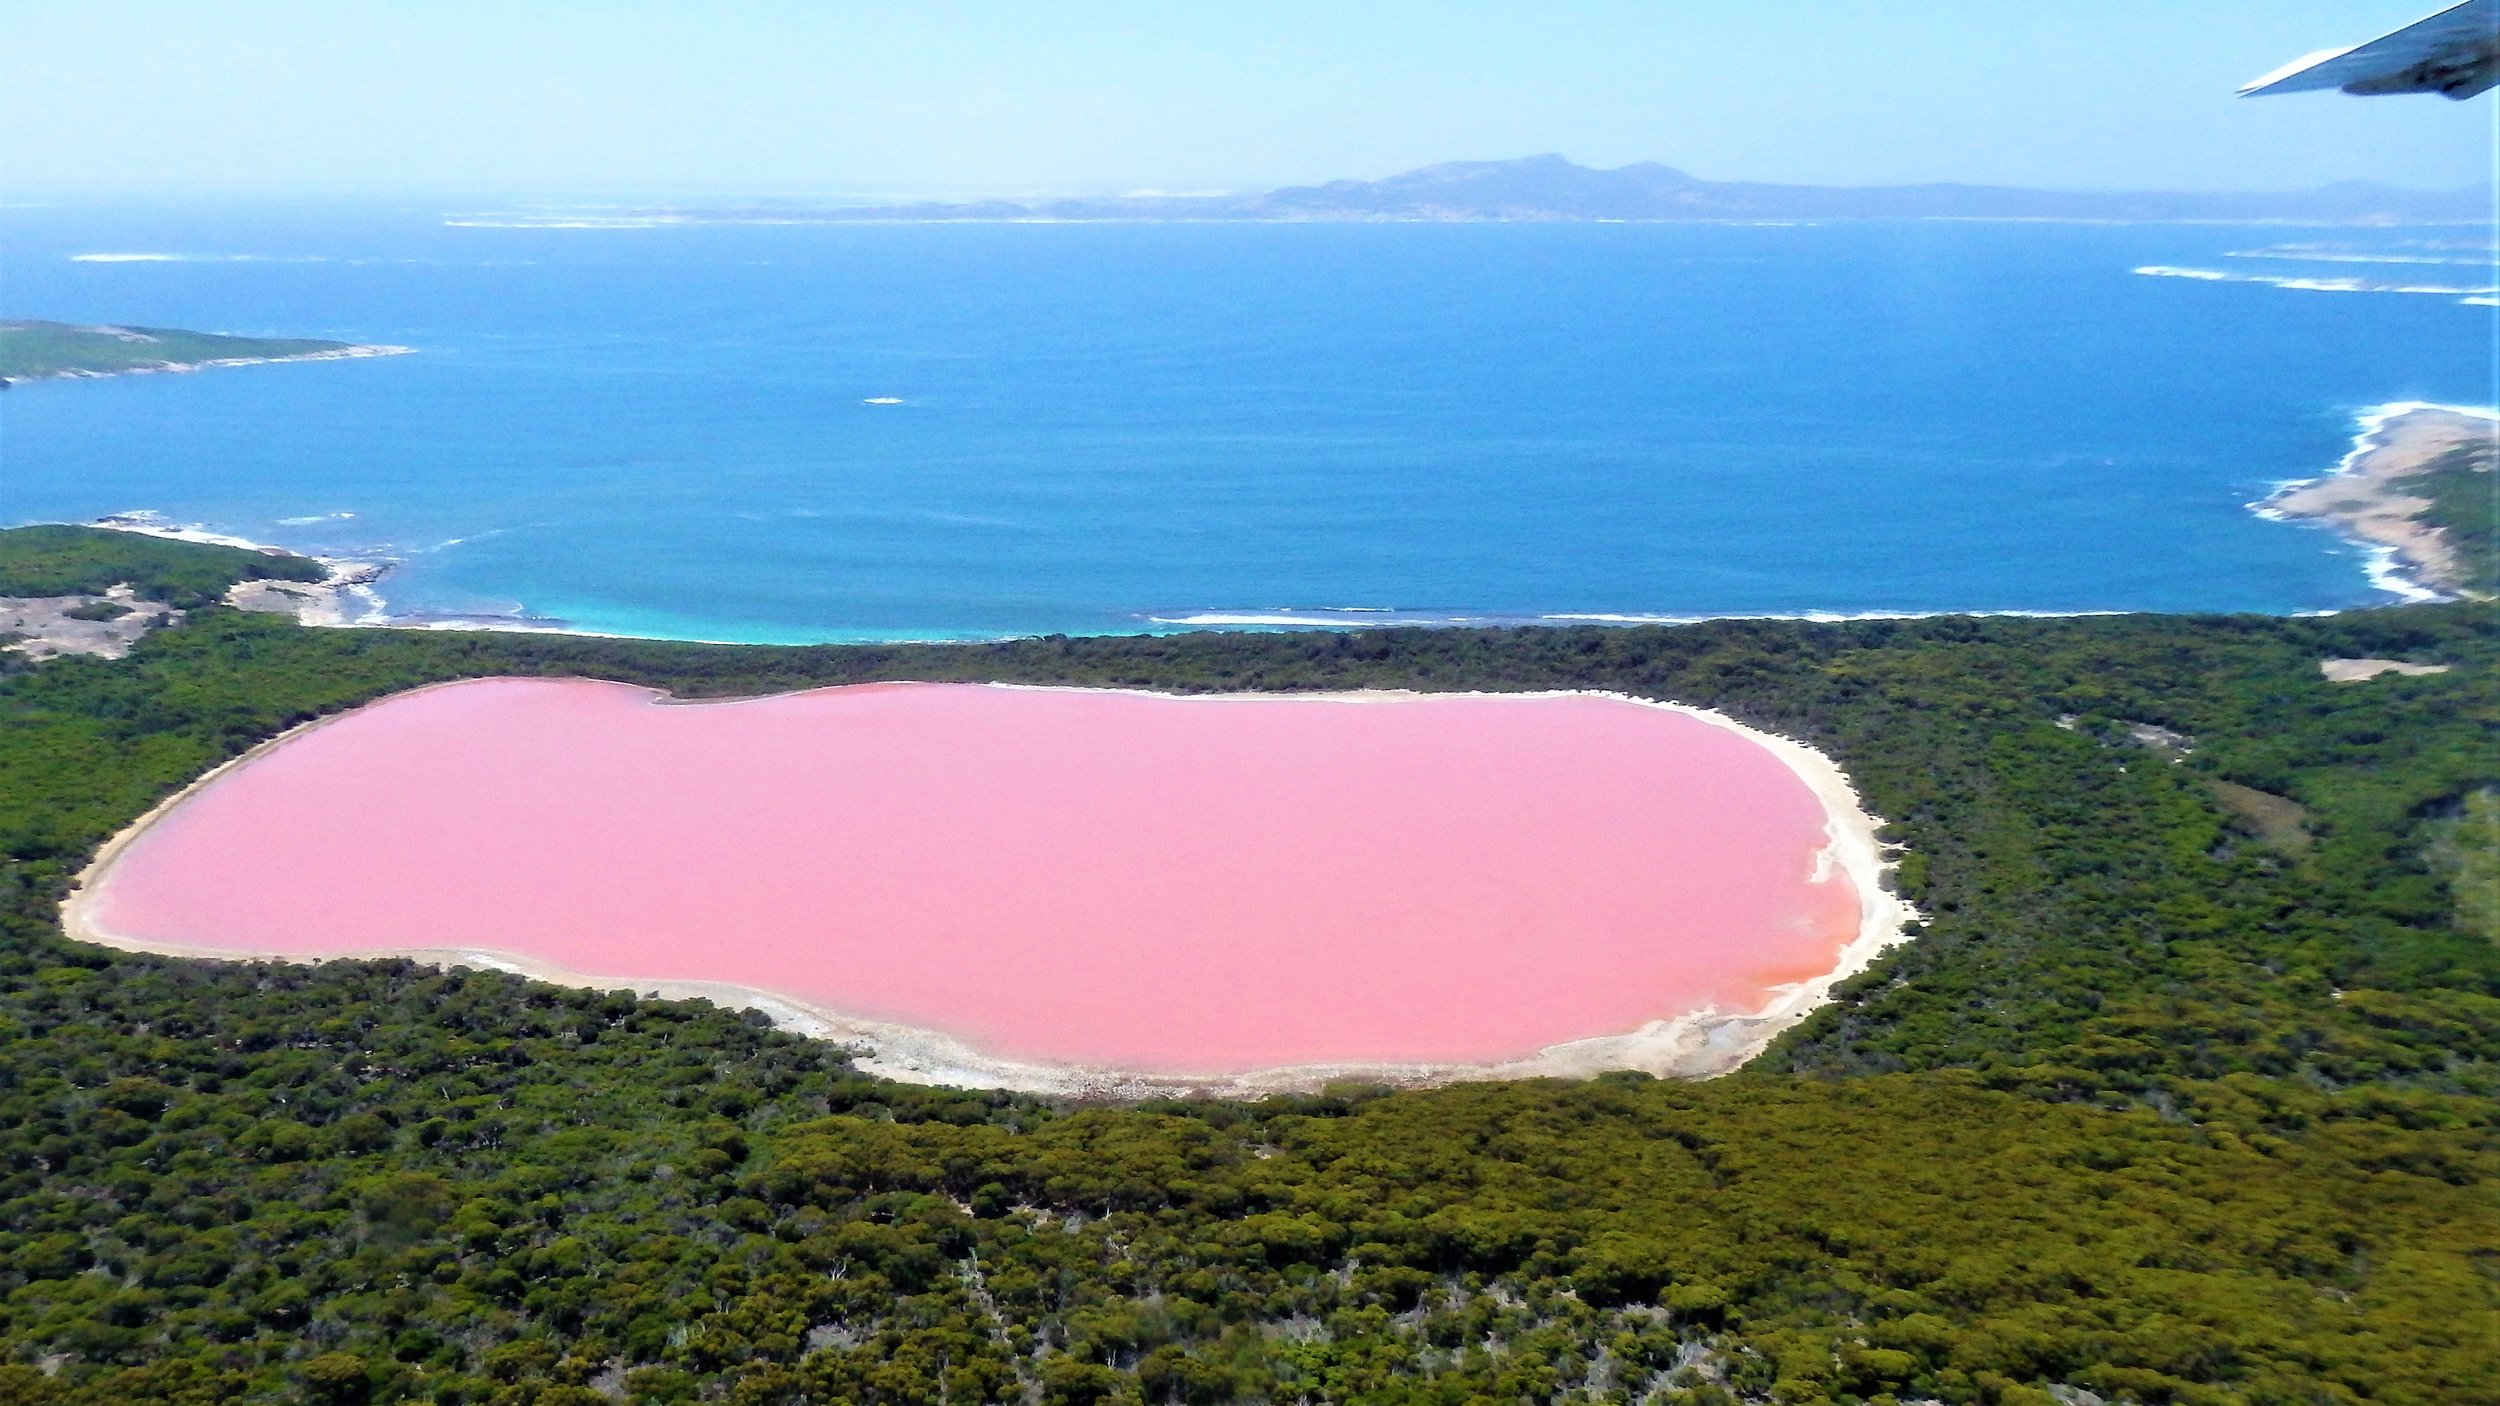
[2,203,2489,642]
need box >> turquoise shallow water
[1,203,2490,641]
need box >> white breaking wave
[2134,265,2496,303]
[70,252,336,264]
[1547,608,2127,625]
[69,251,525,268]
[2249,400,2500,604]
[2225,247,2495,267]
[276,512,357,526]
[2362,546,2447,605]
[1151,606,2131,631]
[441,216,683,229]
[1152,609,1465,628]
[2251,399,2500,517]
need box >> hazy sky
[6,1,2493,198]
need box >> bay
[2,202,2487,641]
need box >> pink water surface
[90,679,1862,1073]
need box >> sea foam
[2134,265,2496,303]
[69,252,336,264]
[2247,401,2499,603]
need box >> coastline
[74,388,2491,654]
[2253,402,2498,602]
[74,514,2161,646]
[3,343,412,386]
[89,513,398,627]
[59,679,1913,1098]
[1152,606,2133,631]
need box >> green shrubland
[0,526,325,610]
[0,528,2492,1404]
[0,322,355,383]
[2396,438,2497,592]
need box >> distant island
[0,319,408,385]
[456,153,2492,227]
[2261,405,2497,601]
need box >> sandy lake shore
[61,681,1913,1099]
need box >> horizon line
[6,153,2495,207]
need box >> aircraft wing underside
[2242,0,2499,99]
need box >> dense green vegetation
[0,321,357,383]
[0,526,325,610]
[2425,789,2499,945]
[2393,438,2497,596]
[0,529,2492,1404]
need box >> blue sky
[5,1,2491,197]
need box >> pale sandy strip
[29,345,413,382]
[60,681,1913,1098]
[2255,403,2498,601]
[88,518,396,627]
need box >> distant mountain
[561,155,2489,226]
[1235,154,2488,224]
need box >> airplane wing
[2241,0,2498,99]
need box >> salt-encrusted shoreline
[2253,402,2498,602]
[61,679,1914,1099]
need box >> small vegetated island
[0,319,407,385]
[0,521,2493,1405]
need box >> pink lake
[82,678,1866,1074]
